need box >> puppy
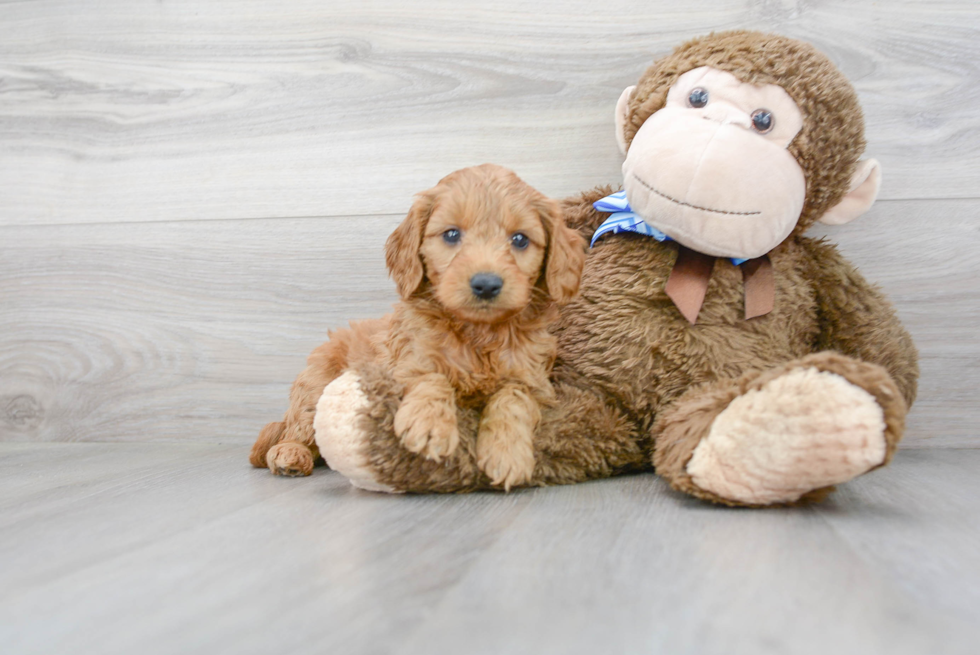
[249,164,586,489]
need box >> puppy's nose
[470,273,503,300]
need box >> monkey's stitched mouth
[632,174,761,216]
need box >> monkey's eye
[511,233,530,250]
[688,87,709,108]
[442,228,461,244]
[751,109,774,133]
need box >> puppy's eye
[751,109,774,133]
[442,229,461,244]
[688,87,709,108]
[511,233,529,250]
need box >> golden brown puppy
[250,164,586,489]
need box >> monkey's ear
[615,86,636,156]
[819,159,882,226]
[385,192,434,298]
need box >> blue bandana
[591,191,748,266]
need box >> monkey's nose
[470,273,503,300]
[702,102,752,129]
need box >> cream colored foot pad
[687,367,886,504]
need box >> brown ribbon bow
[664,246,774,324]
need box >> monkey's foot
[688,368,888,504]
[654,352,906,506]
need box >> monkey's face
[621,67,807,260]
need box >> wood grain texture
[0,0,977,227]
[1,443,977,655]
[1,199,976,446]
[0,214,401,443]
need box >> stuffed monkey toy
[253,31,919,506]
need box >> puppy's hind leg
[249,420,287,468]
[265,353,342,476]
[253,322,377,476]
[262,356,335,477]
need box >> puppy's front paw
[394,397,460,462]
[477,424,535,491]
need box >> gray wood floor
[1,444,978,655]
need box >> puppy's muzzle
[470,273,503,300]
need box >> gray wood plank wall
[2,0,978,447]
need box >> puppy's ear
[538,197,587,305]
[385,191,435,298]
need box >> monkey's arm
[561,185,618,240]
[799,237,919,407]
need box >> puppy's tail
[249,421,286,468]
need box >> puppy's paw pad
[394,400,459,462]
[477,432,535,491]
[267,442,314,477]
[424,421,460,461]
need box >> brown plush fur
[332,32,919,505]
[355,362,648,493]
[250,164,586,486]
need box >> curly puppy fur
[250,164,586,488]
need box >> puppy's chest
[440,343,518,397]
[439,334,550,399]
